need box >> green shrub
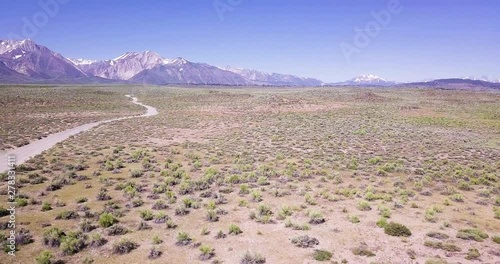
[79,219,96,233]
[257,204,273,217]
[357,200,371,211]
[368,157,382,165]
[41,202,52,211]
[251,190,263,202]
[449,193,464,202]
[215,229,226,239]
[98,213,118,228]
[349,215,360,223]
[42,227,65,247]
[425,207,439,222]
[493,236,500,244]
[257,176,269,186]
[201,227,210,235]
[55,210,78,220]
[277,205,293,220]
[239,184,250,194]
[15,198,29,207]
[130,169,144,178]
[139,209,154,221]
[378,162,397,173]
[112,239,138,254]
[35,250,54,264]
[304,193,316,205]
[206,210,219,222]
[465,248,480,260]
[456,228,488,242]
[377,205,391,218]
[424,241,461,252]
[199,244,215,260]
[384,222,412,237]
[352,246,375,257]
[308,211,326,224]
[313,249,332,261]
[166,219,177,229]
[0,207,9,217]
[425,258,449,264]
[89,233,106,247]
[376,217,388,228]
[132,199,144,207]
[152,235,163,245]
[60,232,87,255]
[426,231,449,240]
[176,231,192,246]
[229,224,242,235]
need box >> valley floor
[0,86,499,264]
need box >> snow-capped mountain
[346,74,395,86]
[67,58,97,65]
[0,39,323,85]
[325,74,396,86]
[75,51,171,80]
[459,76,500,83]
[0,39,87,80]
[0,61,33,83]
[130,58,250,85]
[324,74,396,86]
[223,66,323,86]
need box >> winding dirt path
[0,95,157,172]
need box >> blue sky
[1,0,499,82]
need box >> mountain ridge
[1,39,499,89]
[0,39,322,86]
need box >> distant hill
[403,78,500,90]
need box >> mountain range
[0,39,499,89]
[326,74,396,86]
[0,39,321,86]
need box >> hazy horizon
[1,0,499,83]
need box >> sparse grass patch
[229,224,243,235]
[424,241,461,252]
[357,200,371,211]
[313,249,332,261]
[426,231,449,240]
[456,228,488,242]
[465,248,480,260]
[199,244,215,260]
[241,251,266,264]
[352,245,375,257]
[176,231,192,246]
